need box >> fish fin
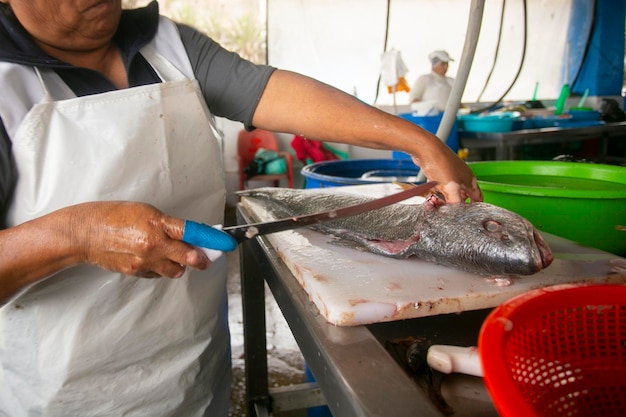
[238,192,294,219]
[392,181,416,191]
[326,236,371,252]
[324,233,419,258]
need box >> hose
[476,0,506,102]
[470,0,528,114]
[374,0,392,104]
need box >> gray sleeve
[177,23,276,130]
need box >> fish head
[431,202,554,275]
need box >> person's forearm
[0,201,216,305]
[252,70,449,161]
[252,69,483,204]
[0,213,79,303]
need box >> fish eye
[483,220,502,232]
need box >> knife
[182,181,437,255]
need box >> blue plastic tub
[301,159,420,188]
[568,109,601,121]
[459,113,517,132]
[532,115,573,128]
[393,113,459,160]
[532,115,603,129]
[305,365,333,417]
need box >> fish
[237,187,554,276]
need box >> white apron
[422,73,453,112]
[0,43,231,416]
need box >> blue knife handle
[182,220,237,252]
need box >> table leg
[240,239,271,416]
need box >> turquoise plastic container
[458,113,518,132]
[393,113,459,160]
[301,159,420,189]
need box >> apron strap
[140,45,187,82]
[33,67,77,102]
[140,45,224,144]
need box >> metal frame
[460,121,626,160]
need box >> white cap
[428,50,454,64]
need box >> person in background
[0,1,482,416]
[409,50,455,113]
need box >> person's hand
[70,201,213,278]
[412,145,483,204]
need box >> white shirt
[409,72,454,112]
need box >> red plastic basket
[479,284,626,417]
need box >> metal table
[236,182,626,417]
[459,121,626,160]
[238,207,497,417]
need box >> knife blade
[182,181,437,253]
[225,181,438,242]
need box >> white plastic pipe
[416,0,486,182]
[427,345,484,377]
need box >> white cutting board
[240,183,626,326]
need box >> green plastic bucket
[468,161,626,256]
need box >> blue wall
[568,0,626,96]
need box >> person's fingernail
[174,268,186,278]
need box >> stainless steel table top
[459,121,626,159]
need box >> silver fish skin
[237,187,554,276]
